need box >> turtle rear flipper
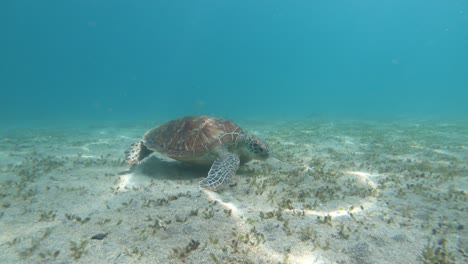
[199,152,240,189]
[125,141,153,166]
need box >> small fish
[91,233,108,240]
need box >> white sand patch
[0,119,466,263]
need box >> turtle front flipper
[199,152,240,189]
[125,141,153,166]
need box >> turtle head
[241,135,270,161]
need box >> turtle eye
[253,144,262,153]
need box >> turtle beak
[257,142,270,160]
[260,149,270,160]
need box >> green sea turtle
[125,115,269,189]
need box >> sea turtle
[125,115,269,189]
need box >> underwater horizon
[1,2,468,263]
[1,0,468,125]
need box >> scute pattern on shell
[143,116,242,158]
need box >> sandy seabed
[0,117,467,264]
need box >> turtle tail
[125,141,153,166]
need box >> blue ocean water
[1,0,467,124]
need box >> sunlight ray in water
[346,170,378,189]
[202,189,241,217]
[202,189,315,263]
[117,173,133,191]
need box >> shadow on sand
[126,155,209,181]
